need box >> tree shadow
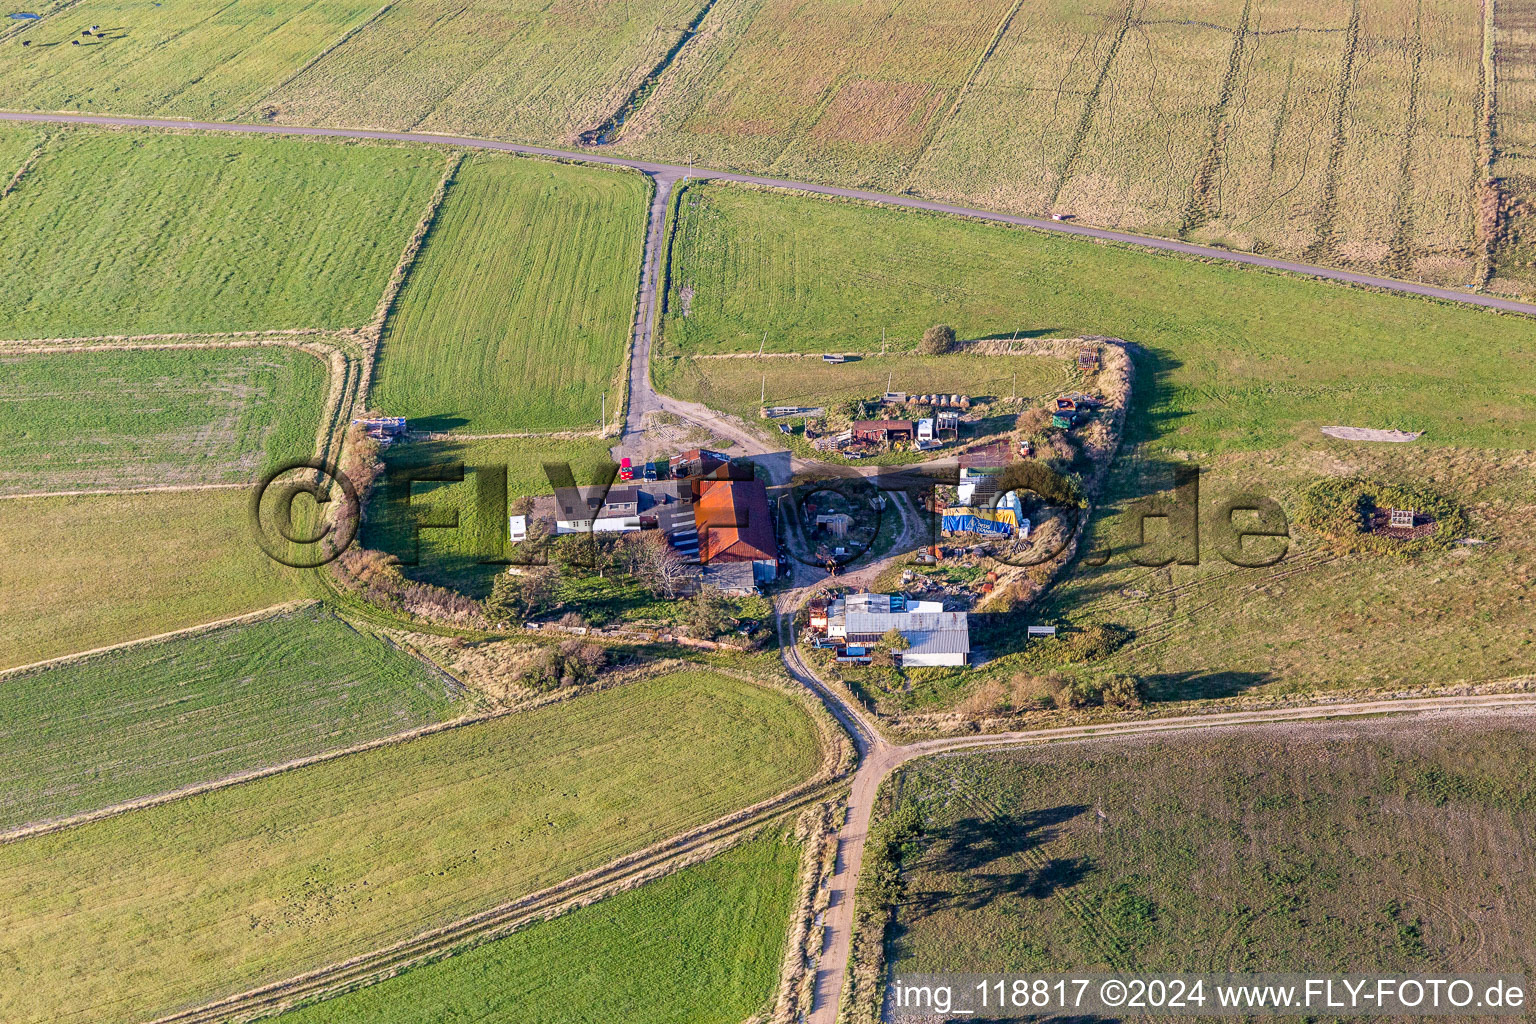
[904,804,1092,914]
[1140,669,1274,701]
[405,414,471,434]
[969,327,1067,342]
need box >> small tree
[881,627,911,651]
[632,532,695,599]
[919,323,956,355]
[484,567,555,624]
[685,585,733,640]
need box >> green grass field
[275,833,800,1024]
[0,123,45,179]
[0,604,465,830]
[370,154,647,433]
[0,669,819,1024]
[261,0,708,143]
[876,716,1536,988]
[0,488,312,670]
[0,130,440,339]
[660,181,1536,454]
[362,434,618,595]
[0,345,329,495]
[0,0,380,119]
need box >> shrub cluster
[1295,478,1468,555]
[515,639,608,692]
[332,548,486,626]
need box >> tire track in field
[900,0,1028,189]
[1388,0,1425,276]
[1305,0,1362,264]
[1180,0,1253,237]
[1046,0,1138,211]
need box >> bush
[515,639,608,692]
[918,323,956,355]
[1059,622,1132,662]
[1295,477,1468,556]
[1099,673,1144,709]
[1017,406,1052,436]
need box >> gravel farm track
[8,110,1536,1024]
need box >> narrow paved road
[5,111,1536,317]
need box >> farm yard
[0,346,329,495]
[273,833,801,1024]
[0,129,441,339]
[370,154,648,434]
[260,0,709,143]
[874,716,1536,995]
[0,670,822,1024]
[659,181,1536,454]
[0,604,465,830]
[0,0,380,119]
[0,489,311,670]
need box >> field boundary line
[244,2,396,119]
[0,135,47,199]
[1387,0,1425,275]
[359,149,463,412]
[1047,0,1136,211]
[3,111,1535,315]
[0,327,340,348]
[902,0,1027,190]
[1180,0,1253,236]
[1306,0,1361,263]
[0,696,515,847]
[0,601,309,680]
[0,481,250,502]
[1475,0,1499,288]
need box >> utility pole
[887,369,893,394]
[757,330,767,357]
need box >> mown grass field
[0,488,312,670]
[0,130,440,338]
[0,123,45,178]
[879,715,1536,984]
[275,833,801,1024]
[656,352,1075,427]
[0,0,379,119]
[370,154,647,433]
[0,670,820,1024]
[660,182,1536,453]
[0,605,464,830]
[261,0,707,142]
[362,434,617,595]
[0,346,329,495]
